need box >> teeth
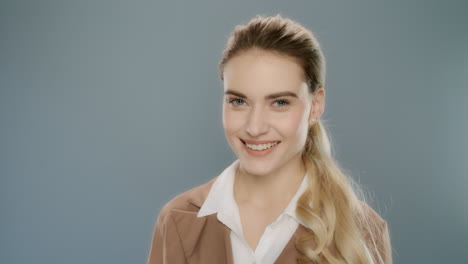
[245,141,279,151]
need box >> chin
[238,158,275,177]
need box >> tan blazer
[146,177,392,264]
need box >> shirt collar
[197,159,242,236]
[282,172,309,226]
[197,159,240,218]
[197,159,310,226]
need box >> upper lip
[241,139,281,144]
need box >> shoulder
[358,200,393,264]
[357,200,388,239]
[358,200,387,226]
[157,177,217,220]
[147,178,217,264]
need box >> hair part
[219,14,386,264]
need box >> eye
[273,99,290,107]
[228,98,246,106]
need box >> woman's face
[222,49,324,177]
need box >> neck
[234,154,306,208]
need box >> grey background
[1,0,467,263]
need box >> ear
[308,87,325,125]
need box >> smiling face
[222,49,323,177]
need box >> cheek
[277,108,309,139]
[222,107,243,135]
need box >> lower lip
[241,141,280,157]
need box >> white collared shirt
[197,159,309,264]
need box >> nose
[245,106,269,137]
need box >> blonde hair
[219,14,385,264]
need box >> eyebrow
[224,90,298,100]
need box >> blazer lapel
[274,224,313,264]
[169,210,207,257]
[222,219,235,264]
[169,178,234,264]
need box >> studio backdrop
[1,0,467,263]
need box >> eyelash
[227,98,290,107]
[228,98,246,105]
[273,99,290,107]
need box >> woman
[147,14,392,264]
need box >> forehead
[223,49,307,95]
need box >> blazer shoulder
[147,177,217,264]
[358,200,386,225]
[158,177,217,218]
[358,200,393,264]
